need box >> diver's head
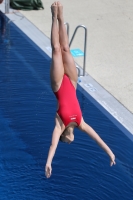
[60,126,74,144]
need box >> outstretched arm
[45,115,63,178]
[79,118,116,166]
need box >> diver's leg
[50,2,64,92]
[57,2,78,88]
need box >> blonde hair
[60,127,74,143]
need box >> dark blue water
[0,12,133,200]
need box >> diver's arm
[45,115,63,178]
[79,118,116,166]
[46,125,62,164]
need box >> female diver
[45,1,116,178]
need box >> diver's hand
[110,153,116,166]
[45,163,52,178]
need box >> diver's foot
[57,1,63,20]
[51,2,58,18]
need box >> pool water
[0,12,133,200]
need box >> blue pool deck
[0,8,133,200]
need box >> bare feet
[57,1,63,20]
[51,2,58,18]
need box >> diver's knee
[61,45,70,53]
[52,45,61,53]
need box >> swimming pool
[0,12,133,200]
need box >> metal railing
[5,0,10,14]
[76,65,80,77]
[69,25,87,76]
[64,22,69,39]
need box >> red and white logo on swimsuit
[70,115,77,121]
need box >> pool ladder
[65,22,87,77]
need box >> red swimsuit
[54,74,82,127]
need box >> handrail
[69,25,87,76]
[5,0,10,14]
[76,66,80,76]
[64,22,69,39]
